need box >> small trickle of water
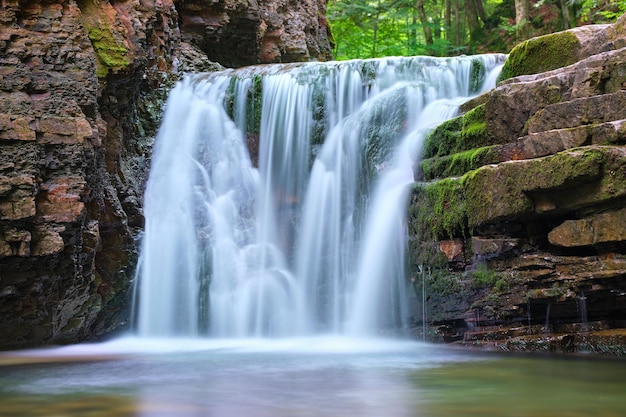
[579,291,589,332]
[136,54,506,339]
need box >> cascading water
[136,54,506,338]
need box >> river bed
[0,337,624,416]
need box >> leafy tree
[327,0,626,60]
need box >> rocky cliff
[410,14,626,355]
[0,0,332,350]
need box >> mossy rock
[363,89,408,172]
[459,105,490,149]
[409,178,468,241]
[422,116,463,159]
[410,147,610,241]
[462,147,605,228]
[422,104,491,162]
[410,268,474,324]
[497,31,581,83]
[419,145,500,181]
[469,58,487,94]
[85,24,130,77]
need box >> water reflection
[0,338,625,417]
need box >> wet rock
[470,237,519,257]
[439,239,464,261]
[177,0,333,67]
[0,0,332,350]
[548,208,626,247]
[409,15,626,355]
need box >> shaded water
[1,339,625,417]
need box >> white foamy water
[136,54,506,338]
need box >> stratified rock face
[410,14,626,355]
[177,0,333,67]
[0,0,332,350]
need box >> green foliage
[471,262,500,288]
[327,0,458,59]
[328,0,623,60]
[574,0,626,22]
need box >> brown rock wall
[0,0,332,350]
[176,0,333,67]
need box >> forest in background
[327,0,626,59]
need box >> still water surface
[0,337,624,417]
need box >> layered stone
[0,0,333,350]
[410,14,626,355]
[177,0,333,67]
[548,208,626,247]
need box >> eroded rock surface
[0,0,332,350]
[411,14,626,356]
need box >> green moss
[250,74,263,135]
[420,145,499,180]
[411,268,471,324]
[460,106,490,149]
[364,91,407,172]
[410,178,468,241]
[224,74,264,135]
[85,25,130,78]
[423,116,463,159]
[526,282,568,300]
[422,104,490,163]
[408,240,449,272]
[461,147,605,228]
[471,263,503,289]
[469,58,487,94]
[497,31,580,83]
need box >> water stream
[1,54,626,417]
[1,339,625,417]
[136,54,505,338]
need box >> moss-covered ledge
[422,104,490,160]
[410,146,626,241]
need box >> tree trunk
[474,0,487,24]
[515,0,530,41]
[445,0,452,42]
[464,0,480,45]
[454,0,460,46]
[372,0,381,57]
[415,0,433,46]
[559,0,571,30]
[409,9,418,54]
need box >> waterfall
[136,54,506,338]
